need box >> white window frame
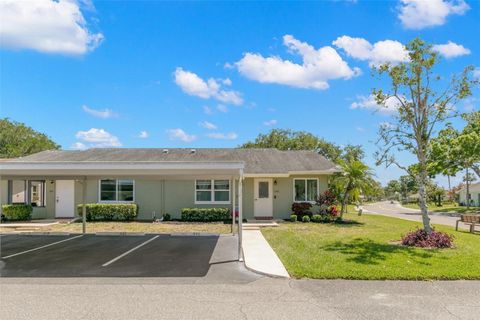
[293,178,319,203]
[194,179,231,204]
[98,179,135,203]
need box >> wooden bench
[456,214,480,233]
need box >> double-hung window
[8,180,46,207]
[99,179,135,202]
[195,179,230,204]
[294,178,318,203]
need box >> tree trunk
[466,167,470,210]
[340,190,350,220]
[416,149,432,234]
[447,175,451,202]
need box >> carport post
[238,171,243,261]
[232,178,236,234]
[82,177,87,234]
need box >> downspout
[82,177,87,234]
[238,169,244,261]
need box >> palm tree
[334,160,374,219]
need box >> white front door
[55,180,75,218]
[254,178,273,218]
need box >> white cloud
[70,142,87,150]
[0,0,103,55]
[432,41,471,58]
[82,105,117,118]
[138,131,149,139]
[217,105,228,113]
[74,128,121,148]
[333,36,409,66]
[166,128,197,142]
[379,122,397,130]
[474,68,480,80]
[203,106,214,115]
[174,68,243,105]
[463,97,477,112]
[235,34,359,90]
[398,0,470,30]
[356,127,365,133]
[350,95,401,115]
[199,121,217,130]
[263,119,278,126]
[207,132,238,140]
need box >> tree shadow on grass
[323,238,437,265]
[330,220,365,228]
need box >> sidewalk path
[363,201,470,230]
[242,229,290,278]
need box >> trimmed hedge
[77,203,138,221]
[2,204,33,221]
[181,208,230,222]
[290,214,297,222]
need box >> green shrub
[302,215,311,223]
[291,202,312,220]
[181,208,230,222]
[77,203,138,221]
[311,214,322,223]
[163,213,171,221]
[290,214,297,222]
[2,204,33,221]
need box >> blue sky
[0,0,479,186]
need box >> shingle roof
[7,148,339,174]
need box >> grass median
[262,213,480,280]
[1,221,232,234]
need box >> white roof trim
[244,169,340,178]
[0,161,244,171]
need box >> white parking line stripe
[102,235,159,267]
[2,235,83,259]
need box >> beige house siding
[458,189,480,207]
[0,179,55,219]
[1,174,331,220]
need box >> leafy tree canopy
[429,111,480,178]
[241,129,364,163]
[0,118,60,158]
[372,37,477,233]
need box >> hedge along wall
[181,208,230,222]
[77,203,138,221]
[2,204,33,221]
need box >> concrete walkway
[363,201,471,230]
[242,229,289,278]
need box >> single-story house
[0,148,340,221]
[458,183,480,207]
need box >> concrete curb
[95,232,146,236]
[170,232,218,237]
[19,232,72,236]
[242,255,290,279]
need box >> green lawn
[402,203,480,214]
[262,213,480,280]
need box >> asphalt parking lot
[0,233,258,280]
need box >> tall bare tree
[373,38,477,233]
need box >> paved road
[363,201,469,230]
[1,277,479,319]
